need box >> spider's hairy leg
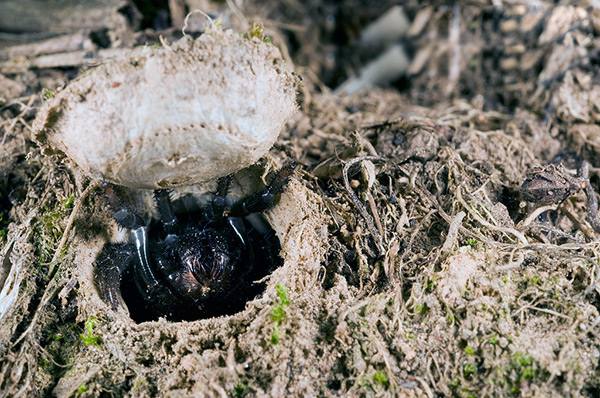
[103,183,145,230]
[211,174,234,218]
[230,162,296,217]
[102,183,162,305]
[95,243,134,311]
[154,189,178,235]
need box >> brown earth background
[2,1,600,397]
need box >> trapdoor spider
[95,164,295,322]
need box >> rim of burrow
[73,176,329,332]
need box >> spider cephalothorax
[95,163,295,322]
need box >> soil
[2,2,600,398]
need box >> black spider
[95,163,295,322]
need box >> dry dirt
[2,2,600,398]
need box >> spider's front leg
[230,162,296,217]
[98,184,162,307]
[95,243,134,311]
[154,189,178,236]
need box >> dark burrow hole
[129,0,171,30]
[117,207,284,323]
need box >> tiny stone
[499,337,509,348]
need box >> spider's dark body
[95,164,294,322]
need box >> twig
[439,211,465,255]
[520,204,558,228]
[51,181,98,265]
[182,10,215,37]
[341,156,384,254]
[456,184,528,245]
[495,249,525,271]
[12,181,98,347]
[226,0,248,28]
[579,161,600,234]
[527,306,573,320]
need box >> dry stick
[366,191,384,240]
[12,181,98,347]
[456,184,529,245]
[1,96,35,147]
[439,211,466,256]
[225,0,248,28]
[579,161,600,234]
[495,249,525,271]
[574,161,600,298]
[182,9,215,37]
[414,180,494,247]
[561,200,596,240]
[51,181,98,265]
[520,204,559,228]
[525,305,573,320]
[415,377,435,398]
[398,209,436,266]
[341,156,384,254]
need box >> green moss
[463,363,477,379]
[372,370,390,388]
[529,275,541,285]
[490,351,549,396]
[39,319,82,384]
[425,279,435,292]
[464,238,479,249]
[75,383,87,396]
[275,284,290,305]
[0,213,7,244]
[41,88,55,99]
[465,346,474,355]
[245,22,265,40]
[234,381,250,397]
[270,305,286,323]
[270,323,280,345]
[133,377,147,392]
[269,284,290,345]
[33,194,74,269]
[80,316,101,346]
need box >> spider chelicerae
[95,163,295,322]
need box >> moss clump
[38,307,81,387]
[245,22,265,40]
[233,381,250,397]
[491,351,549,396]
[75,383,87,396]
[0,214,7,243]
[372,370,390,388]
[41,88,55,99]
[33,194,74,269]
[464,238,479,249]
[80,316,101,347]
[269,284,290,345]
